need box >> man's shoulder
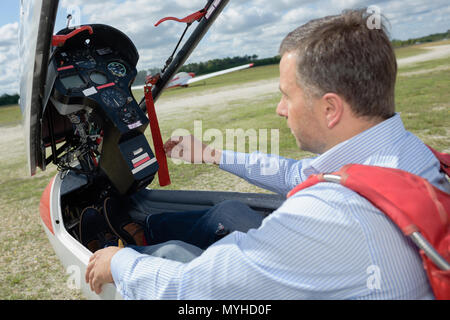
[363,132,449,191]
[281,181,380,223]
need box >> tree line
[391,30,449,48]
[133,54,281,85]
[177,54,279,75]
[0,93,20,107]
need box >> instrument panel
[52,40,145,132]
[44,24,157,196]
[56,47,130,90]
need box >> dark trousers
[142,200,266,250]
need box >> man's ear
[322,93,344,129]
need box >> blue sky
[0,0,449,95]
[0,0,20,25]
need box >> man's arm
[164,135,313,195]
[219,149,308,195]
[109,184,374,299]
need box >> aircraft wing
[131,63,254,90]
[187,63,254,84]
[131,72,192,90]
[131,84,145,90]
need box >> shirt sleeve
[111,247,185,299]
[110,183,374,300]
[219,150,312,195]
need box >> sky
[0,0,449,95]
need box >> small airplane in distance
[132,63,254,90]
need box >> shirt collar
[302,113,406,176]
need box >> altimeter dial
[100,88,126,108]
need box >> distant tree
[0,93,20,106]
[178,54,261,75]
[133,70,148,86]
[148,67,161,76]
[253,55,281,67]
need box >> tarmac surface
[397,44,450,67]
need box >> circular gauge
[100,88,126,108]
[90,71,108,85]
[107,61,127,77]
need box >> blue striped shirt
[111,113,449,299]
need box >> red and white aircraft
[132,63,254,90]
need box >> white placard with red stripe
[131,152,156,175]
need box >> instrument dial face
[107,61,127,77]
[100,88,126,108]
[90,71,108,85]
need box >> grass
[0,43,448,299]
[395,56,450,151]
[0,156,81,299]
[0,105,22,127]
[394,39,450,60]
[398,56,450,73]
[394,46,427,59]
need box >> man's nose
[276,101,288,118]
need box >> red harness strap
[144,82,171,187]
[154,5,208,27]
[154,10,207,27]
[427,145,450,176]
[287,154,450,299]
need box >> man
[85,9,449,299]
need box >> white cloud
[0,22,19,94]
[0,22,19,46]
[174,0,206,9]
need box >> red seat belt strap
[426,144,450,176]
[144,85,171,187]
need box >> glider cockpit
[43,24,158,196]
[39,24,165,246]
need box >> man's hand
[85,246,122,294]
[163,135,222,164]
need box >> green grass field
[394,46,427,59]
[0,105,22,127]
[0,41,448,299]
[394,39,450,59]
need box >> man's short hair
[279,8,397,119]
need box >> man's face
[277,53,325,154]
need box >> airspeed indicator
[107,62,127,77]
